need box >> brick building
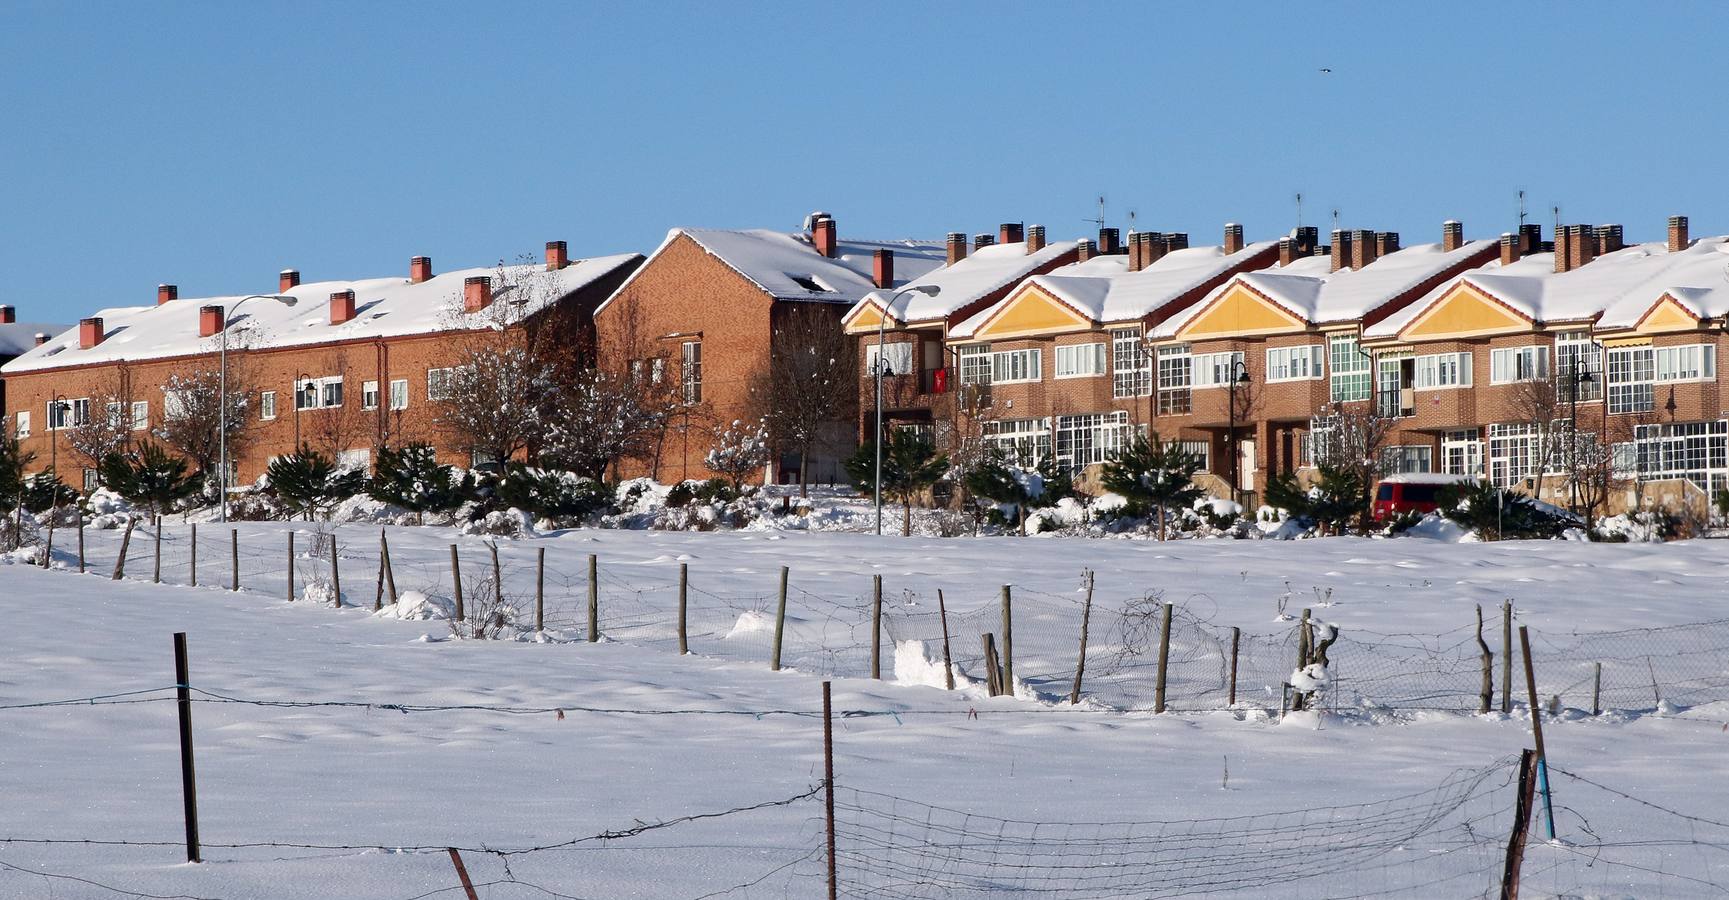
[0,304,68,423]
[594,214,944,484]
[1,245,641,488]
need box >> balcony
[873,367,967,411]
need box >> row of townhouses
[2,213,1726,514]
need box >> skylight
[787,274,834,293]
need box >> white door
[1238,440,1256,491]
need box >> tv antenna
[1517,190,1527,231]
[1295,192,1304,229]
[1126,208,1138,234]
[1331,208,1340,232]
[1083,195,1107,230]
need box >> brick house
[0,304,68,425]
[594,214,944,485]
[1,244,641,488]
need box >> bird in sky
[1319,67,1333,74]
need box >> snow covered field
[3,527,1728,897]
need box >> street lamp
[218,294,298,523]
[49,393,68,483]
[293,370,312,449]
[874,284,941,536]
[1567,360,1594,511]
[1225,359,1250,507]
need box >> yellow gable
[1634,295,1701,334]
[1400,283,1530,340]
[971,285,1092,340]
[1178,285,1306,339]
[843,302,891,335]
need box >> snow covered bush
[1436,480,1574,541]
[268,447,368,521]
[367,443,472,525]
[1099,435,1204,540]
[704,419,771,495]
[498,465,610,522]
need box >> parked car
[1372,473,1478,521]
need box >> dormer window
[787,274,834,293]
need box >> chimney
[411,256,433,283]
[946,232,968,266]
[1554,226,1572,273]
[1223,223,1244,255]
[1026,225,1046,254]
[1098,227,1121,255]
[0,305,12,324]
[1568,224,1597,271]
[973,233,995,252]
[1520,224,1542,256]
[1376,231,1400,257]
[1351,230,1378,270]
[198,305,224,338]
[812,216,837,258]
[1076,239,1095,263]
[1330,229,1351,273]
[81,317,107,348]
[1143,232,1169,268]
[1294,226,1319,256]
[999,223,1024,245]
[1595,224,1624,255]
[1128,233,1145,273]
[1668,215,1690,253]
[1278,237,1299,267]
[1500,233,1520,267]
[34,332,48,347]
[157,284,178,305]
[329,289,356,325]
[872,248,894,289]
[464,275,494,313]
[279,269,301,293]
[1442,220,1464,252]
[546,240,569,271]
[1165,232,1188,252]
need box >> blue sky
[3,2,1726,322]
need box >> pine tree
[845,429,949,536]
[0,433,33,513]
[99,443,203,517]
[368,443,471,525]
[1100,435,1204,540]
[268,446,368,521]
[963,450,1032,529]
[21,471,77,513]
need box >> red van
[1372,474,1477,521]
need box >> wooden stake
[1501,600,1513,714]
[771,565,789,671]
[999,584,1014,691]
[153,521,162,583]
[489,542,502,608]
[1228,627,1241,707]
[42,508,54,569]
[676,563,688,654]
[936,589,955,691]
[327,533,340,608]
[870,575,883,680]
[1500,748,1537,900]
[381,531,397,605]
[535,547,546,634]
[189,523,197,587]
[173,632,201,864]
[112,518,134,580]
[287,532,295,602]
[1293,608,1312,712]
[1591,662,1601,716]
[445,848,479,900]
[373,530,385,611]
[450,544,465,622]
[823,681,838,900]
[587,553,599,643]
[1154,602,1174,713]
[981,633,1002,697]
[76,506,84,573]
[1476,604,1494,714]
[1069,570,1095,705]
[229,529,238,592]
[1519,626,1556,840]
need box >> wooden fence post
[771,565,789,671]
[1501,600,1513,714]
[823,681,838,900]
[446,848,480,900]
[870,575,883,680]
[229,529,238,592]
[676,563,688,654]
[1154,602,1174,713]
[173,632,201,864]
[287,532,295,602]
[1228,626,1241,707]
[981,633,1002,697]
[153,520,162,583]
[112,518,135,580]
[999,584,1014,691]
[1476,604,1494,714]
[936,588,955,691]
[328,533,341,607]
[1591,662,1601,716]
[1293,608,1312,711]
[1069,571,1095,705]
[489,542,502,605]
[76,506,85,573]
[587,553,599,643]
[381,531,397,605]
[450,544,465,622]
[42,509,54,568]
[1519,626,1556,840]
[1500,748,1537,900]
[189,523,197,587]
[535,547,546,634]
[373,537,385,612]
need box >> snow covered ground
[3,528,1728,898]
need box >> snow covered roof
[1366,236,1729,339]
[625,227,946,311]
[855,239,1080,325]
[0,321,67,358]
[1,254,641,375]
[1155,240,1496,338]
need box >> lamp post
[874,284,941,536]
[1225,359,1250,507]
[49,393,68,483]
[1567,359,1593,511]
[218,294,298,523]
[293,370,312,449]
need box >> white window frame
[1054,411,1134,469]
[1111,328,1151,398]
[14,410,29,439]
[427,367,457,402]
[1490,346,1550,384]
[389,379,409,411]
[1156,343,1192,415]
[1607,346,1655,415]
[1414,352,1473,390]
[163,389,192,421]
[1054,342,1107,379]
[1191,351,1245,389]
[681,340,702,404]
[957,344,992,385]
[1555,331,1603,402]
[1264,344,1325,382]
[1329,332,1373,402]
[362,380,380,410]
[981,417,1052,468]
[260,391,277,421]
[865,341,915,377]
[990,348,1042,384]
[1654,344,1716,383]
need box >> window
[1381,445,1434,474]
[82,468,99,493]
[1442,429,1482,477]
[1490,346,1550,383]
[362,380,380,410]
[786,274,833,293]
[105,401,125,428]
[1554,331,1603,402]
[1633,420,1728,495]
[293,377,344,409]
[1053,411,1133,469]
[650,358,666,385]
[1111,328,1150,398]
[1055,343,1106,379]
[1607,347,1655,414]
[1176,439,1211,473]
[866,341,915,377]
[1329,333,1372,402]
[957,344,992,385]
[164,390,192,421]
[1487,422,1549,487]
[427,368,456,402]
[1413,352,1472,389]
[1265,345,1325,382]
[1191,351,1245,389]
[337,448,372,473]
[321,378,343,408]
[1156,344,1192,415]
[990,348,1042,383]
[131,401,147,431]
[260,391,277,421]
[48,398,89,430]
[981,417,1051,467]
[1655,344,1716,382]
[389,379,409,411]
[295,379,318,410]
[14,411,28,439]
[681,341,702,403]
[72,398,90,427]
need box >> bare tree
[1308,401,1394,532]
[65,369,139,472]
[1507,375,1566,499]
[153,363,257,482]
[747,306,858,497]
[539,369,675,480]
